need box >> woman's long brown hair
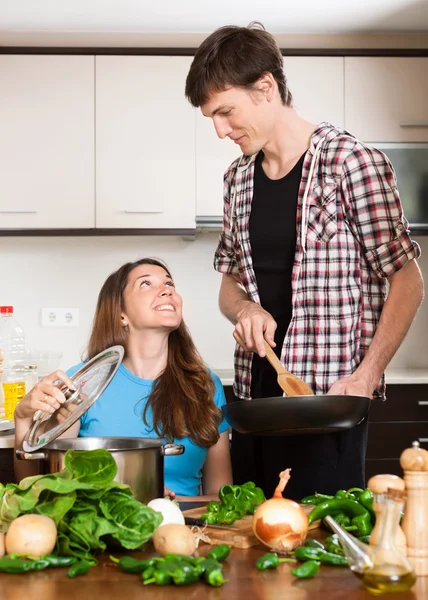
[86,258,221,447]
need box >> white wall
[0,233,427,375]
[0,233,236,373]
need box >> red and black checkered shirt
[214,123,421,400]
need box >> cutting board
[183,504,320,549]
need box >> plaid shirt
[214,123,421,400]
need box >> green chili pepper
[67,560,91,578]
[324,535,344,556]
[304,539,325,550]
[292,560,320,579]
[346,487,364,498]
[0,557,34,574]
[31,559,51,572]
[301,493,334,505]
[142,565,156,582]
[358,489,376,524]
[308,497,370,525]
[207,544,231,562]
[145,569,173,585]
[42,555,78,568]
[110,555,155,574]
[256,552,297,570]
[334,490,348,499]
[200,558,227,586]
[205,567,226,586]
[318,551,348,567]
[0,557,51,573]
[334,513,352,528]
[294,546,324,562]
[172,567,200,586]
[350,512,373,537]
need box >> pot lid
[22,345,124,453]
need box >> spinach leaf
[64,448,117,486]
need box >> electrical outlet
[41,308,80,328]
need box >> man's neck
[261,107,317,180]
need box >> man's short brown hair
[185,22,292,108]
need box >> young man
[185,23,424,500]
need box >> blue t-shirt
[66,363,229,496]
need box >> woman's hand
[164,486,176,500]
[14,369,77,422]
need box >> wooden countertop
[0,534,426,599]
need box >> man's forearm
[356,259,424,390]
[219,273,253,325]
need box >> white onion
[147,498,185,527]
[252,469,308,554]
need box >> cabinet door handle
[418,401,428,406]
[0,210,37,214]
[399,123,428,128]
[124,210,163,214]
[418,438,428,443]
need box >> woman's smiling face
[121,263,183,333]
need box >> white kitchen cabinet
[0,55,95,229]
[345,57,428,142]
[96,56,196,229]
[195,57,344,218]
[284,57,344,127]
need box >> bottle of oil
[360,488,416,594]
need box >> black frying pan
[221,394,371,436]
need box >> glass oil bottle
[360,488,416,594]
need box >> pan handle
[16,449,47,461]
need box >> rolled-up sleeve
[341,143,421,279]
[213,165,240,275]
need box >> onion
[252,469,308,554]
[5,514,57,557]
[147,498,185,527]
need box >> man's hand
[234,303,277,357]
[327,373,375,399]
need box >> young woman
[14,258,232,501]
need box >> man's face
[201,86,274,156]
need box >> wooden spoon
[264,341,314,396]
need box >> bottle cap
[0,306,13,314]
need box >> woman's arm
[14,370,79,481]
[174,430,232,503]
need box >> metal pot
[16,436,184,504]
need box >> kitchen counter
[0,434,14,450]
[0,533,426,599]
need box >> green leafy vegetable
[0,449,163,563]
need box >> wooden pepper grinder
[400,440,428,576]
[367,474,407,555]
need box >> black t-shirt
[249,150,306,399]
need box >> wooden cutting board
[183,504,320,549]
